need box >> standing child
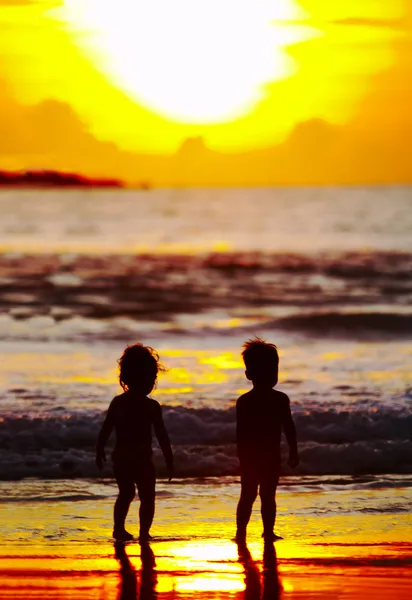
[235,337,299,542]
[96,343,174,542]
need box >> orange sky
[0,0,410,185]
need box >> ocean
[0,186,411,480]
[0,186,411,598]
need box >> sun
[61,0,307,123]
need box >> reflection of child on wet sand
[235,338,299,542]
[96,343,174,542]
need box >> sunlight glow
[170,542,245,592]
[175,574,245,593]
[61,0,309,123]
[2,0,404,158]
[200,352,243,369]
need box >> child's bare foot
[262,531,283,541]
[113,529,134,542]
[138,533,153,544]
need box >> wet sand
[1,538,411,599]
[1,478,411,599]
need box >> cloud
[0,79,175,184]
[0,1,57,6]
[0,79,129,172]
[0,64,410,186]
[332,17,407,30]
[0,0,40,6]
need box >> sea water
[1,477,411,599]
[0,186,411,480]
[0,186,411,597]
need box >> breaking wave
[1,406,411,480]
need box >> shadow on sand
[237,540,282,600]
[115,541,157,600]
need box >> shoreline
[1,477,411,598]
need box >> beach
[1,477,411,599]
[0,186,411,598]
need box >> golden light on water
[2,482,412,598]
[5,536,411,597]
[174,574,245,593]
[60,0,313,123]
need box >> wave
[270,312,412,337]
[0,441,411,480]
[0,493,107,503]
[0,251,411,332]
[0,406,411,479]
[0,310,411,343]
[2,406,410,448]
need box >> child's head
[242,337,279,387]
[118,343,163,395]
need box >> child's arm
[153,403,174,480]
[96,400,115,470]
[283,395,299,468]
[236,397,248,462]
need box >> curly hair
[118,343,164,394]
[242,337,279,377]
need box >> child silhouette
[235,338,298,542]
[96,343,174,542]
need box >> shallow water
[2,476,412,544]
[0,478,411,599]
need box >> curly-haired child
[96,343,174,542]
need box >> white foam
[47,273,82,287]
[0,407,411,479]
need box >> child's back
[235,338,298,542]
[96,343,173,542]
[107,391,169,464]
[237,387,292,468]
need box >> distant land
[1,115,410,187]
[0,170,123,188]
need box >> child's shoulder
[272,389,290,402]
[107,392,126,413]
[147,396,161,409]
[270,389,291,411]
[108,393,161,417]
[237,388,290,405]
[236,390,254,406]
[110,392,127,405]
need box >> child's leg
[113,465,136,536]
[259,472,280,537]
[236,468,259,538]
[136,462,156,540]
